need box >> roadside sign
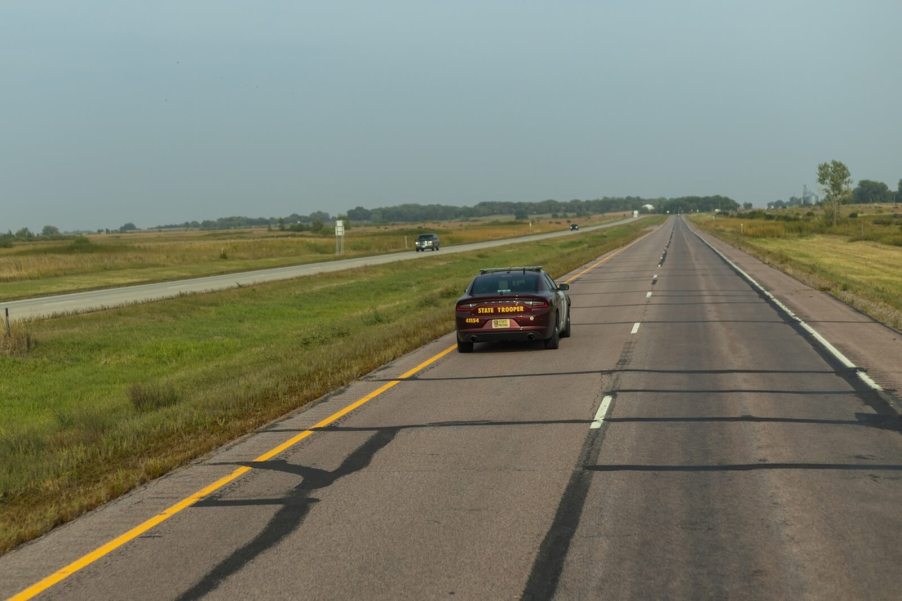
[334,219,345,255]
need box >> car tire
[560,309,571,338]
[457,339,474,353]
[544,320,560,350]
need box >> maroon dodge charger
[455,267,571,353]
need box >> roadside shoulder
[692,226,902,402]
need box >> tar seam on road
[8,344,458,601]
[520,403,613,601]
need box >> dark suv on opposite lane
[415,233,440,251]
[454,266,571,353]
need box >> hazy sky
[2,1,900,231]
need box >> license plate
[491,319,511,329]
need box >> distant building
[642,204,655,212]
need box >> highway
[1,217,637,321]
[2,217,900,600]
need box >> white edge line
[590,395,614,429]
[690,226,882,392]
[631,322,641,335]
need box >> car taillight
[456,302,479,312]
[522,300,548,309]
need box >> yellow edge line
[9,343,457,601]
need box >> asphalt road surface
[1,217,636,321]
[3,217,900,600]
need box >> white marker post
[335,219,345,255]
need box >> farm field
[0,216,661,554]
[0,214,624,301]
[691,205,902,329]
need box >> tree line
[814,161,899,226]
[769,171,901,210]
[346,196,738,223]
[155,211,332,231]
[0,225,64,247]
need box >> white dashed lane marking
[590,395,614,430]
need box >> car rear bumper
[456,323,552,343]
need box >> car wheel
[544,320,560,350]
[560,309,571,338]
[457,339,474,353]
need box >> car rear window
[471,274,540,295]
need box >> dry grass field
[691,205,902,329]
[0,214,625,300]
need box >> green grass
[691,211,902,330]
[0,216,662,553]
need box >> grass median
[0,216,661,553]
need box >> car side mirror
[557,283,570,291]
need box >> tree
[15,227,34,239]
[852,179,892,204]
[41,225,60,237]
[347,206,371,221]
[119,222,138,232]
[897,179,901,205]
[742,202,753,210]
[817,160,852,226]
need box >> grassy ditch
[691,212,902,330]
[0,213,625,300]
[0,216,661,553]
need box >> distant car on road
[455,266,570,353]
[569,223,579,231]
[415,233,440,252]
